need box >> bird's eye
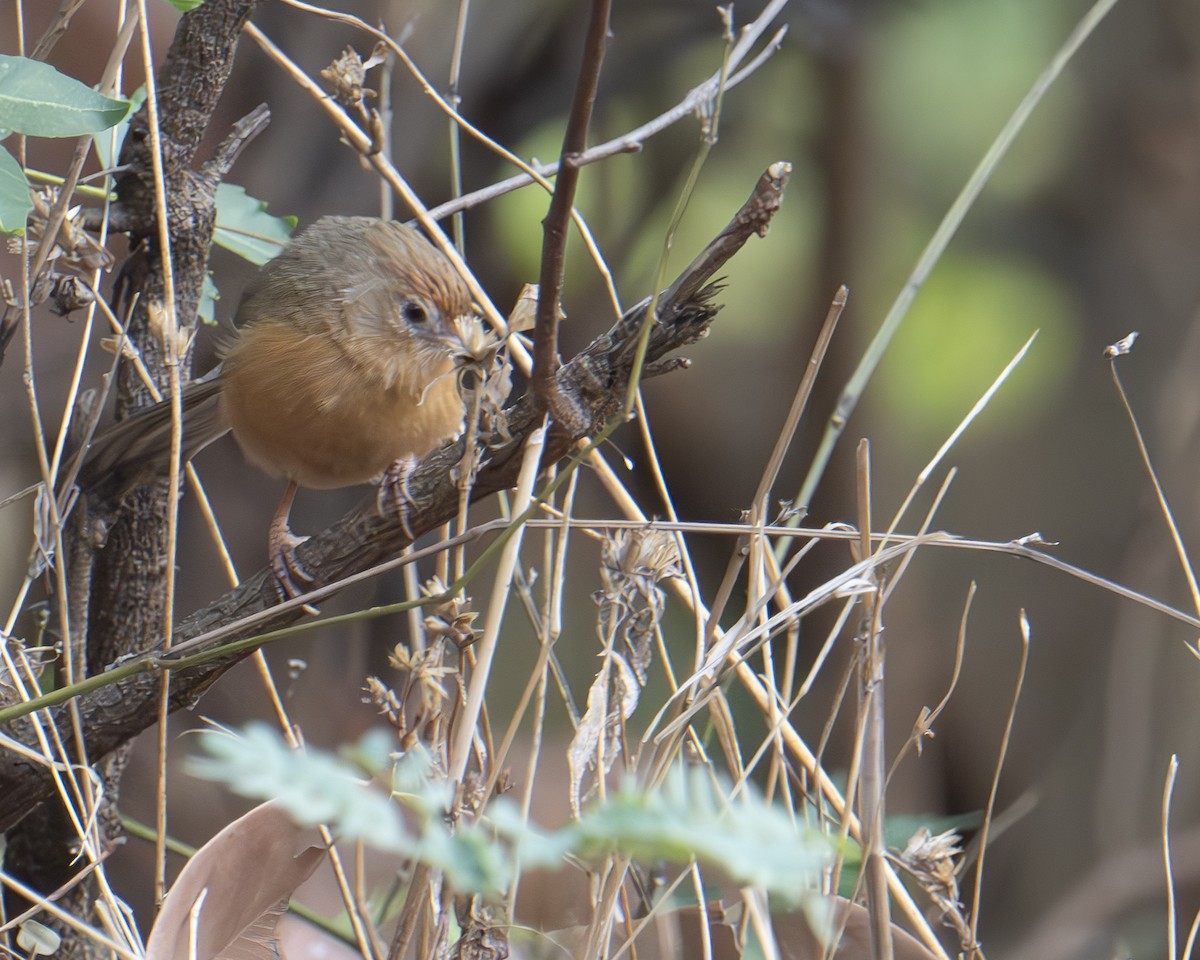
[399,299,430,326]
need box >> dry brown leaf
[144,801,326,960]
[544,904,741,960]
[567,530,680,815]
[773,896,940,960]
[507,283,546,334]
[567,650,639,816]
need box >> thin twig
[445,0,471,248]
[855,441,893,960]
[533,0,611,417]
[132,0,184,905]
[1164,755,1181,960]
[967,611,1032,955]
[434,24,787,214]
[881,333,1037,549]
[886,581,975,786]
[756,285,847,523]
[274,0,787,223]
[447,423,546,784]
[1108,343,1200,624]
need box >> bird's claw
[269,523,318,614]
[377,456,417,540]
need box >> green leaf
[198,272,219,325]
[0,145,30,234]
[188,724,412,852]
[576,766,832,905]
[214,183,295,265]
[835,842,863,900]
[0,55,130,137]
[488,801,573,869]
[163,0,206,10]
[93,86,146,170]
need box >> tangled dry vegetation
[2,1,1195,960]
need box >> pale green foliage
[92,86,146,169]
[188,725,562,896]
[0,147,25,234]
[574,766,831,906]
[203,184,297,322]
[188,725,410,851]
[190,724,832,905]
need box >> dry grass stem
[1107,344,1200,627]
[1164,754,1181,960]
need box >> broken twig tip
[1104,331,1138,359]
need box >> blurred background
[4,0,1200,957]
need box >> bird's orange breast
[218,321,463,490]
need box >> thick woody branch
[113,0,256,235]
[83,2,261,681]
[0,162,790,831]
[2,0,264,932]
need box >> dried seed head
[420,577,479,649]
[321,44,385,110]
[14,189,114,282]
[900,826,963,908]
[603,527,681,584]
[568,529,681,813]
[50,275,94,316]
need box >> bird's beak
[445,313,479,348]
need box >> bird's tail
[69,378,229,499]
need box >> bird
[77,215,472,594]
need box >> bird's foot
[268,520,319,614]
[377,455,418,540]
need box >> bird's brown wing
[74,378,230,495]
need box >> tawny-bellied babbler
[79,216,471,593]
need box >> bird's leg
[377,455,418,540]
[269,479,316,608]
